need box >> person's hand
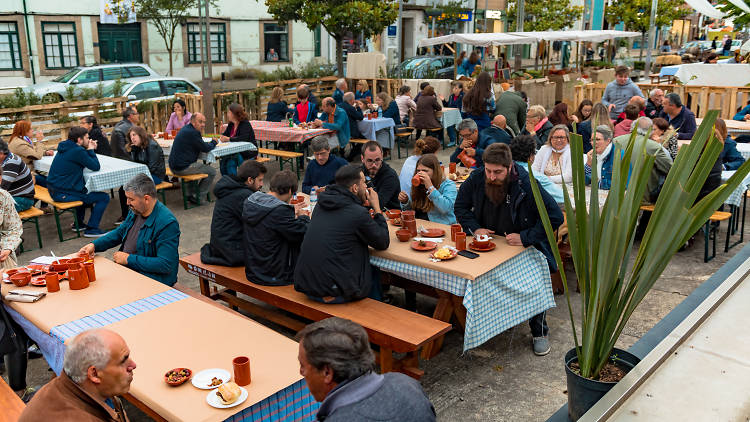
[607,104,615,112]
[525,121,536,134]
[571,115,580,123]
[87,140,97,150]
[366,187,381,213]
[745,114,750,121]
[506,233,523,246]
[586,150,593,167]
[294,202,310,218]
[45,150,55,156]
[465,147,476,157]
[220,123,228,132]
[313,119,323,127]
[78,243,95,257]
[474,228,495,237]
[0,249,11,262]
[113,251,129,265]
[438,94,445,101]
[34,130,44,141]
[219,135,230,143]
[398,191,409,203]
[316,186,326,193]
[418,171,433,189]
[460,138,473,149]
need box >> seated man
[613,118,673,204]
[360,141,400,210]
[19,328,136,422]
[468,115,513,168]
[340,92,365,140]
[659,93,696,140]
[243,170,310,285]
[615,95,646,124]
[510,134,564,204]
[311,97,351,151]
[294,164,389,303]
[454,143,563,356]
[449,119,481,167]
[333,78,347,105]
[47,126,110,237]
[297,318,436,421]
[201,160,267,266]
[0,140,35,212]
[302,137,348,195]
[167,112,217,202]
[79,174,180,286]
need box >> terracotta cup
[5,269,19,278]
[171,130,178,137]
[455,232,466,251]
[68,268,89,290]
[78,251,90,261]
[396,229,411,242]
[404,219,417,238]
[449,162,457,174]
[450,224,462,241]
[83,262,96,282]
[66,257,84,270]
[401,210,415,221]
[233,356,251,386]
[46,272,60,293]
[412,174,421,187]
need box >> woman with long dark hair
[575,102,611,154]
[462,72,495,132]
[397,153,457,224]
[219,103,257,175]
[166,99,192,132]
[79,115,111,156]
[572,99,593,124]
[126,126,166,185]
[548,102,573,131]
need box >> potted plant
[529,110,750,420]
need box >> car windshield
[102,82,133,97]
[53,68,82,83]
[402,58,431,70]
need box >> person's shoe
[188,196,201,205]
[19,387,37,403]
[83,228,106,238]
[532,336,551,356]
[445,141,456,147]
[70,223,87,232]
[114,217,126,225]
[39,205,53,215]
[28,344,43,359]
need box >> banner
[101,0,137,24]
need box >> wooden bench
[166,168,210,210]
[257,147,304,178]
[0,376,25,422]
[640,205,732,262]
[394,127,415,159]
[349,138,369,144]
[18,207,44,254]
[179,253,451,379]
[33,185,84,242]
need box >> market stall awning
[418,30,642,48]
[509,30,642,42]
[417,32,535,48]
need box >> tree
[265,0,398,76]
[605,0,689,60]
[128,0,218,76]
[716,1,750,31]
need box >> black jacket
[89,125,112,156]
[266,101,290,122]
[200,175,255,266]
[168,123,217,171]
[110,119,133,160]
[367,162,401,210]
[521,120,554,149]
[645,98,662,119]
[454,163,564,271]
[222,120,258,160]
[243,191,309,285]
[130,139,166,182]
[294,184,389,301]
[574,120,595,154]
[340,101,365,139]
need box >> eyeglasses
[550,136,568,140]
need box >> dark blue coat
[450,125,511,168]
[659,107,697,140]
[266,101,290,122]
[167,123,217,171]
[340,101,365,139]
[383,100,401,126]
[301,156,348,194]
[722,135,745,170]
[574,120,595,154]
[47,139,100,195]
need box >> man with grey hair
[659,92,696,140]
[168,112,218,203]
[20,329,136,421]
[645,88,664,118]
[297,317,435,421]
[302,137,348,194]
[333,78,347,104]
[450,118,481,167]
[311,97,351,151]
[79,173,181,286]
[340,91,365,142]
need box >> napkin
[413,237,443,243]
[5,290,46,303]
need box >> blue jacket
[382,100,401,126]
[585,146,617,190]
[292,101,318,124]
[301,155,348,194]
[266,101,290,122]
[167,123,217,171]
[734,104,750,121]
[320,105,351,148]
[442,92,464,112]
[722,135,745,170]
[402,179,457,225]
[47,139,100,195]
[659,106,696,140]
[333,89,344,105]
[92,201,181,286]
[355,90,372,101]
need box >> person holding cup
[397,154,456,224]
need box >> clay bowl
[49,264,68,274]
[396,229,411,242]
[386,209,401,219]
[10,273,31,287]
[5,269,21,278]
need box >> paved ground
[3,147,745,421]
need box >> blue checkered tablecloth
[371,247,556,351]
[357,118,395,149]
[159,138,257,164]
[440,107,463,130]
[224,378,319,422]
[34,153,151,192]
[721,170,750,207]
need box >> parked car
[715,39,743,54]
[29,63,160,101]
[102,76,201,103]
[677,41,713,56]
[393,56,455,79]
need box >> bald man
[20,329,136,422]
[616,95,646,123]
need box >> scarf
[534,117,549,132]
[327,106,336,124]
[595,143,613,181]
[22,136,34,145]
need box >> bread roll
[216,382,241,405]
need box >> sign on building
[100,0,137,24]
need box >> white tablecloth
[721,170,750,207]
[157,138,257,164]
[357,118,395,149]
[673,63,750,86]
[737,143,750,160]
[34,154,150,193]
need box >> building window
[42,22,78,69]
[263,22,289,62]
[0,22,22,70]
[186,23,227,64]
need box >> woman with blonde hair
[355,80,372,103]
[522,105,553,148]
[266,86,290,122]
[576,102,612,153]
[398,153,457,224]
[399,136,441,195]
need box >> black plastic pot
[564,347,641,420]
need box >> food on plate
[208,376,223,387]
[164,368,192,385]
[433,247,454,260]
[417,240,427,247]
[216,382,241,405]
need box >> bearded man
[454,142,563,356]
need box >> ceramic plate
[419,228,445,238]
[411,240,437,251]
[206,386,248,409]
[191,368,230,390]
[430,248,458,260]
[469,241,496,252]
[30,276,46,287]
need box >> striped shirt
[2,152,34,198]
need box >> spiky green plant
[529,110,750,379]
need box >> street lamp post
[199,0,215,131]
[644,0,658,77]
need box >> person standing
[601,66,645,120]
[167,113,218,203]
[494,90,527,137]
[110,106,139,160]
[462,72,495,132]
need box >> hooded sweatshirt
[294,184,389,301]
[47,139,100,195]
[242,191,309,285]
[601,79,644,118]
[200,175,255,266]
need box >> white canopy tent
[416,30,642,48]
[507,30,641,43]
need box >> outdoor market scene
[1,0,750,420]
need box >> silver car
[29,63,160,101]
[102,76,201,103]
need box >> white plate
[206,386,248,409]
[191,368,231,390]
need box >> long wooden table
[0,377,24,422]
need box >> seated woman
[266,87,290,122]
[585,125,619,190]
[355,80,372,104]
[413,85,443,142]
[548,102,574,132]
[399,136,441,197]
[7,120,55,186]
[522,105,554,149]
[375,92,401,126]
[716,118,745,170]
[395,85,417,126]
[397,153,457,224]
[439,81,464,146]
[576,102,611,154]
[126,126,166,185]
[165,99,192,132]
[220,103,258,176]
[79,115,111,156]
[532,124,578,185]
[572,99,593,124]
[651,117,678,160]
[292,86,317,124]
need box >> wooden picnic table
[696,118,750,135]
[250,121,332,145]
[155,136,257,164]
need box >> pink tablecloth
[250,121,332,144]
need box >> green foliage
[435,0,470,31]
[584,60,615,68]
[605,0,689,34]
[528,111,750,379]
[255,61,336,82]
[716,1,750,30]
[110,79,127,97]
[633,60,645,70]
[507,0,583,31]
[65,85,78,102]
[0,88,46,109]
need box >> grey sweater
[601,79,644,118]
